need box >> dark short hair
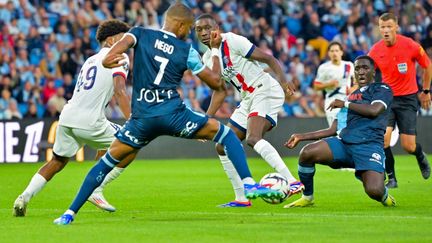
[355,55,375,67]
[327,41,343,52]
[96,20,130,43]
[379,12,398,24]
[196,13,216,22]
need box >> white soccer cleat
[87,192,116,212]
[13,195,27,217]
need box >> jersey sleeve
[412,41,431,68]
[187,46,205,75]
[371,84,393,110]
[314,65,325,84]
[111,53,130,79]
[226,33,255,58]
[126,26,141,47]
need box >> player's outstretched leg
[87,167,125,212]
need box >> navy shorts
[387,93,418,135]
[324,137,386,178]
[115,108,209,149]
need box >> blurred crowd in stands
[1,0,432,120]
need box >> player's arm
[249,47,295,95]
[102,34,135,68]
[313,80,339,91]
[113,75,131,118]
[329,99,386,118]
[206,83,227,116]
[285,120,337,149]
[196,31,223,90]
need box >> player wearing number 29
[53,3,281,225]
[13,20,133,217]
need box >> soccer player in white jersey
[313,42,355,126]
[195,14,304,207]
[13,20,132,216]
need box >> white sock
[241,177,256,185]
[21,173,48,202]
[253,139,296,183]
[302,194,314,201]
[93,167,125,193]
[64,209,75,216]
[219,155,248,202]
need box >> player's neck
[331,60,341,65]
[384,35,397,46]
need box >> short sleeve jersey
[339,82,393,144]
[59,47,129,129]
[202,32,274,97]
[314,60,354,98]
[369,34,431,96]
[126,27,205,118]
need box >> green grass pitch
[0,155,431,242]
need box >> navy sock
[384,147,396,180]
[298,163,315,196]
[214,125,252,179]
[410,143,425,162]
[69,152,119,213]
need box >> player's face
[378,19,398,45]
[328,44,343,62]
[195,18,217,47]
[354,59,374,87]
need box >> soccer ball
[259,172,289,204]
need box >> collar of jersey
[160,29,176,38]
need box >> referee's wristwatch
[422,89,430,94]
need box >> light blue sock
[69,152,119,213]
[214,124,252,179]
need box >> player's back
[127,27,200,118]
[59,48,117,129]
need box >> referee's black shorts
[387,93,419,135]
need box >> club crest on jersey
[397,63,407,74]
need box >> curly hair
[96,19,130,43]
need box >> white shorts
[324,94,346,126]
[53,122,120,158]
[230,79,284,132]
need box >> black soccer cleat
[418,152,431,179]
[385,178,398,189]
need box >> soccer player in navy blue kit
[53,3,281,225]
[283,55,396,208]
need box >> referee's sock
[410,143,425,162]
[384,147,396,180]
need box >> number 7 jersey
[59,47,130,129]
[125,27,205,118]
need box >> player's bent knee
[299,144,319,163]
[401,141,416,153]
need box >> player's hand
[284,134,302,149]
[282,81,296,96]
[102,54,126,68]
[419,92,431,110]
[210,30,221,49]
[327,99,344,111]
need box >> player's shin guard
[69,152,119,213]
[214,125,252,179]
[384,147,396,180]
[298,163,315,196]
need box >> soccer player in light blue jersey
[53,3,282,225]
[284,55,396,208]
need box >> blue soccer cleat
[244,183,283,200]
[217,200,251,208]
[53,214,74,225]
